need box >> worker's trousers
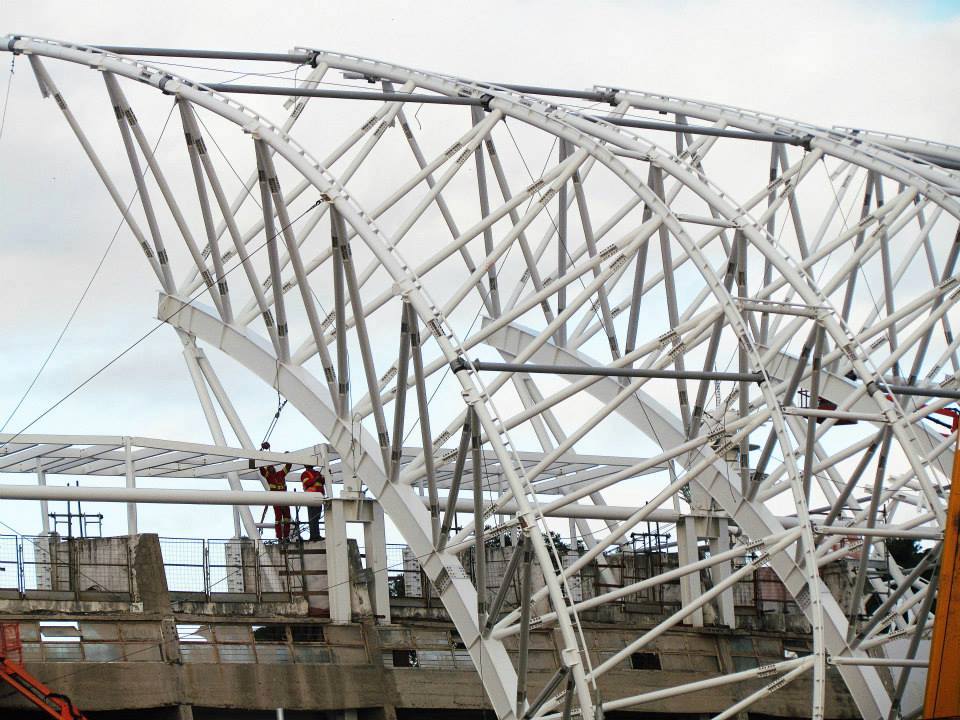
[273,505,291,540]
[307,503,324,541]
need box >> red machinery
[923,411,960,719]
[0,623,87,720]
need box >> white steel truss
[2,35,957,720]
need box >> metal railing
[385,540,811,625]
[0,534,310,603]
[0,534,132,599]
[0,533,833,623]
[159,537,309,602]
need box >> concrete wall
[0,534,863,719]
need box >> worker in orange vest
[300,465,326,541]
[259,442,293,541]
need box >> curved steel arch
[4,35,955,720]
[593,86,960,196]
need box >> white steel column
[36,462,50,535]
[123,436,137,535]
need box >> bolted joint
[450,357,469,374]
[157,74,174,95]
[7,36,21,54]
[800,134,814,151]
[602,88,619,106]
[306,49,320,68]
[480,93,494,112]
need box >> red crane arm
[0,656,88,720]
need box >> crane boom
[0,624,88,720]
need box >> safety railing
[0,533,842,624]
[159,537,307,602]
[0,534,132,599]
[385,540,816,628]
[0,619,370,665]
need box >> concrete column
[708,519,736,628]
[363,501,391,624]
[677,517,704,627]
[326,498,352,624]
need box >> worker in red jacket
[259,442,293,541]
[300,465,326,541]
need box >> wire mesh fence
[159,537,305,601]
[159,538,206,593]
[0,534,131,597]
[0,532,814,622]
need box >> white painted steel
[3,35,956,720]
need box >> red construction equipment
[923,409,960,719]
[0,623,88,720]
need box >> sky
[0,0,959,544]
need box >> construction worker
[259,442,293,541]
[300,465,326,541]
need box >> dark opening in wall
[289,625,325,642]
[630,651,661,670]
[393,649,418,667]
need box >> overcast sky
[4,0,959,140]
[1,0,958,542]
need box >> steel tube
[822,431,882,527]
[254,141,291,362]
[515,540,533,719]
[830,657,928,668]
[846,427,891,640]
[883,383,960,401]
[331,208,350,419]
[624,166,655,355]
[199,82,812,147]
[470,360,762,383]
[494,534,774,638]
[596,115,807,144]
[814,525,941,541]
[853,546,942,649]
[410,303,440,544]
[736,232,750,496]
[471,105,501,317]
[801,326,826,502]
[177,100,233,322]
[781,407,887,423]
[95,45,312,63]
[711,660,813,720]
[28,57,166,286]
[389,302,412,485]
[484,537,525,635]
[205,83,482,104]
[471,408,487,626]
[260,143,339,400]
[593,656,810,714]
[889,563,940,715]
[436,423,471,551]
[0,484,327,506]
[556,139,569,347]
[586,528,802,681]
[179,101,282,355]
[340,224,391,469]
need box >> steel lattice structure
[3,35,960,720]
